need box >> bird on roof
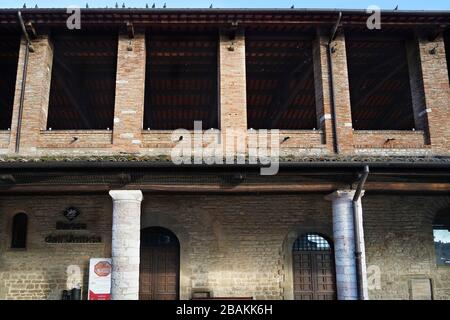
[122,2,126,8]
[35,4,38,8]
[85,3,88,8]
[23,3,26,8]
[152,3,155,8]
[115,2,118,8]
[291,5,294,9]
[394,5,399,10]
[163,3,167,8]
[210,4,213,8]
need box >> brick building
[0,8,449,300]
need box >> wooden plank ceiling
[246,26,317,130]
[144,27,218,130]
[0,32,20,130]
[346,30,416,130]
[47,28,118,130]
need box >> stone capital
[109,190,143,202]
[325,190,356,202]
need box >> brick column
[313,32,334,152]
[325,190,358,300]
[219,29,248,158]
[112,32,146,152]
[328,31,354,154]
[413,34,450,153]
[109,190,143,300]
[9,35,53,154]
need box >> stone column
[325,190,358,300]
[353,192,369,300]
[109,190,143,300]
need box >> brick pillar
[313,32,334,152]
[219,29,248,158]
[112,32,146,152]
[109,190,143,300]
[325,190,358,300]
[328,32,354,154]
[412,34,450,153]
[9,35,53,154]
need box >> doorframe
[141,213,191,300]
[281,228,333,300]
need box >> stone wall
[0,193,449,300]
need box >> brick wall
[2,30,449,158]
[0,193,449,300]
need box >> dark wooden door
[293,251,336,300]
[139,228,180,300]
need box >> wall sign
[63,207,81,221]
[88,258,112,300]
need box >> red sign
[88,258,112,300]
[94,261,111,277]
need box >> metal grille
[293,233,331,251]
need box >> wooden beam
[25,21,37,39]
[1,182,450,194]
[126,21,135,39]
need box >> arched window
[433,208,450,266]
[293,233,332,251]
[292,233,336,300]
[11,213,28,249]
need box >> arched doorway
[292,233,336,300]
[140,227,180,300]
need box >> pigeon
[394,5,398,10]
[291,5,294,9]
[210,4,213,8]
[115,2,118,8]
[152,3,156,8]
[163,3,167,8]
[122,3,126,8]
[23,3,26,8]
[146,3,148,8]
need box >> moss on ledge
[0,154,449,164]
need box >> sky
[1,0,450,10]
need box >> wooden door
[139,228,180,300]
[292,234,336,300]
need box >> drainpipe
[353,165,370,300]
[15,11,33,154]
[326,12,342,154]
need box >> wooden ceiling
[346,31,416,130]
[144,29,218,130]
[246,26,317,130]
[47,29,118,130]
[0,33,20,130]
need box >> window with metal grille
[433,208,450,267]
[11,212,28,249]
[293,233,331,251]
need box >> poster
[88,258,112,300]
